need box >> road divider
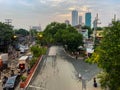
[20,55,43,89]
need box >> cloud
[80,5,90,12]
[0,0,120,29]
[57,13,71,18]
[68,7,76,11]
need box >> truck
[18,56,29,71]
[0,53,8,70]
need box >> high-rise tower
[72,10,78,26]
[85,12,91,27]
[79,16,82,25]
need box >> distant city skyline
[0,0,120,30]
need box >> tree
[87,21,120,90]
[63,33,83,52]
[15,28,29,36]
[43,22,67,45]
[82,25,92,38]
[43,22,83,52]
[30,45,47,68]
[0,22,14,52]
[44,22,67,36]
[30,45,47,57]
[92,27,103,31]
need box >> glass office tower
[85,12,91,27]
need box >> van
[3,75,21,90]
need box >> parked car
[28,55,33,60]
[3,75,21,90]
[20,47,25,54]
[20,44,29,51]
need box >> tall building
[79,16,82,25]
[85,12,91,27]
[72,10,78,26]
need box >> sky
[0,0,120,30]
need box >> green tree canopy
[42,22,83,52]
[92,27,103,31]
[30,45,47,57]
[30,45,47,68]
[0,22,14,52]
[87,21,120,90]
[15,28,29,36]
[82,25,92,38]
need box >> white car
[20,47,25,53]
[19,44,29,51]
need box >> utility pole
[114,14,116,21]
[81,76,86,90]
[5,19,12,25]
[93,13,100,46]
[5,19,14,31]
[29,26,31,42]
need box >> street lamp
[37,33,43,38]
[38,34,43,38]
[78,74,87,90]
[81,77,87,90]
[13,35,17,39]
[37,33,43,45]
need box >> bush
[30,45,47,68]
[20,75,27,82]
[30,45,47,58]
[29,57,37,68]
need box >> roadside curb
[20,55,43,89]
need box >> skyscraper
[85,12,91,27]
[79,16,82,25]
[72,10,78,26]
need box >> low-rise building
[74,24,88,41]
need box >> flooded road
[27,46,100,90]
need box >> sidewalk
[64,49,102,90]
[86,77,102,90]
[0,50,24,89]
[0,81,2,89]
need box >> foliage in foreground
[86,21,120,90]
